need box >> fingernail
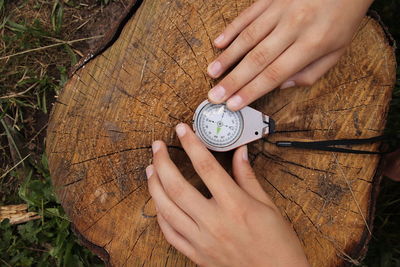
[227,95,243,110]
[280,80,295,89]
[146,165,154,179]
[242,146,248,161]
[214,34,224,45]
[152,141,161,154]
[208,85,226,102]
[208,61,222,77]
[176,123,186,137]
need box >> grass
[0,0,399,266]
[0,0,114,265]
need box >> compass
[193,100,274,152]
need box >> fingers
[208,26,295,103]
[151,141,212,221]
[175,123,245,204]
[226,42,325,111]
[280,48,345,89]
[207,7,279,79]
[157,213,200,263]
[147,165,200,239]
[232,146,274,206]
[213,0,272,49]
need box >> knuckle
[261,65,282,84]
[227,18,241,33]
[230,201,251,221]
[305,29,336,51]
[307,35,328,50]
[247,49,269,68]
[200,243,217,260]
[195,158,215,176]
[223,74,237,88]
[240,26,258,44]
[209,223,230,242]
[214,51,231,70]
[160,210,174,224]
[289,5,313,25]
[165,183,184,199]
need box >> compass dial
[195,103,243,148]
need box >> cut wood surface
[46,1,396,266]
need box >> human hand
[207,0,373,111]
[146,123,309,267]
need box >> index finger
[213,0,272,48]
[175,123,244,204]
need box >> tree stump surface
[46,1,396,266]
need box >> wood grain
[46,1,396,266]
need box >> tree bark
[46,1,396,266]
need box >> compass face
[196,103,243,148]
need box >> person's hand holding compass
[146,124,310,267]
[146,0,375,265]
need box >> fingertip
[152,140,164,154]
[226,95,244,111]
[213,33,225,47]
[214,43,226,49]
[146,165,154,179]
[233,144,245,157]
[242,145,248,161]
[280,80,296,90]
[208,85,226,103]
[232,147,246,176]
[176,123,187,138]
[207,60,222,78]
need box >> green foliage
[0,154,103,267]
[51,0,63,35]
[0,1,105,265]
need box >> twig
[334,155,372,235]
[17,247,49,253]
[23,123,48,148]
[0,35,104,60]
[0,258,11,267]
[0,154,30,179]
[0,82,39,99]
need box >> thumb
[232,146,274,206]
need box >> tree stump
[46,1,396,266]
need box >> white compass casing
[192,100,274,152]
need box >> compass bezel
[195,103,244,149]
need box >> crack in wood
[260,151,334,174]
[160,47,194,81]
[71,146,152,166]
[279,169,304,181]
[63,178,83,187]
[83,183,144,233]
[194,9,216,56]
[123,223,152,266]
